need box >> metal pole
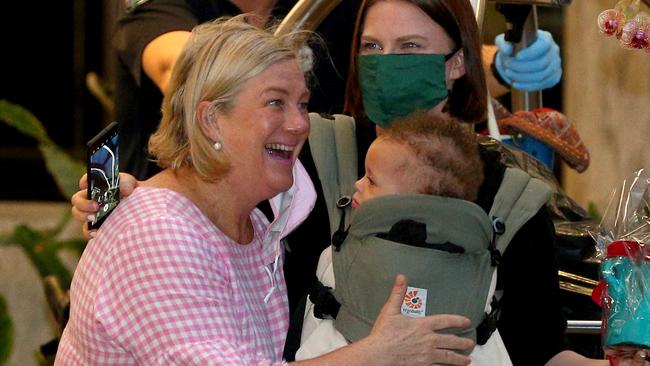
[566,320,603,335]
[474,0,488,33]
[274,0,343,36]
[511,6,543,111]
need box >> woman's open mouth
[265,143,294,160]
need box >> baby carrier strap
[489,167,552,257]
[475,167,551,345]
[284,113,356,361]
[307,113,358,236]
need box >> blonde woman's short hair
[148,15,312,181]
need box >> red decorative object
[495,102,591,173]
[598,0,650,51]
[598,9,626,37]
[620,14,650,49]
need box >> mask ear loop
[444,45,462,61]
[442,46,462,113]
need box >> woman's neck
[144,168,256,244]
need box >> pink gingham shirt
[56,163,316,365]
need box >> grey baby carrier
[331,194,494,344]
[303,113,551,345]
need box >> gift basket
[590,169,650,363]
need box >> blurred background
[0,1,648,365]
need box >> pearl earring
[213,141,222,151]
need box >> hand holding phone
[87,122,120,229]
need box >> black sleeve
[497,207,569,366]
[113,0,199,85]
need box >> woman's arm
[141,30,191,92]
[545,350,608,366]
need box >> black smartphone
[87,122,120,230]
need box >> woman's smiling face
[215,59,310,200]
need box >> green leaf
[0,100,52,145]
[10,225,75,289]
[38,144,85,200]
[49,238,87,256]
[0,100,85,200]
[0,295,14,365]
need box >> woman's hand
[71,173,138,238]
[365,274,474,365]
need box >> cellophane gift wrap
[590,169,650,362]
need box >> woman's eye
[298,102,309,111]
[402,42,420,49]
[361,42,381,52]
[268,99,284,107]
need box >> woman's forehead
[246,60,309,95]
[362,1,453,46]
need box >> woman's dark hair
[344,0,487,124]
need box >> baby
[297,111,513,365]
[352,110,483,209]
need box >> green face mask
[358,53,449,128]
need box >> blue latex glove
[494,30,562,91]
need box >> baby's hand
[71,173,138,238]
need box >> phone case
[87,122,120,230]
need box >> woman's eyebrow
[394,34,428,43]
[360,34,380,42]
[261,86,290,95]
[260,86,310,100]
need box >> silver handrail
[474,0,488,33]
[566,320,602,334]
[274,0,343,36]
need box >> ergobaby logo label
[401,287,427,317]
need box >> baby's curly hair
[380,110,484,201]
